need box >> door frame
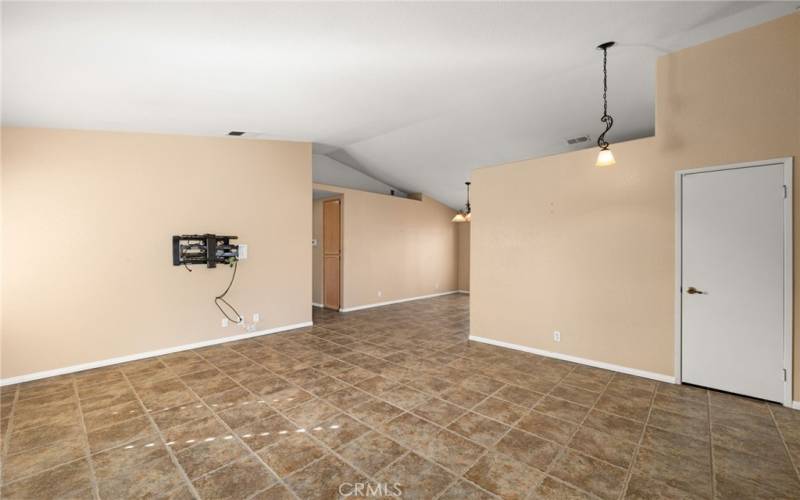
[674,157,793,407]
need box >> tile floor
[1,294,799,499]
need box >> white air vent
[566,135,590,145]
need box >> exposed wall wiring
[215,259,243,323]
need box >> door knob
[686,287,705,295]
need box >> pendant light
[451,181,471,223]
[595,41,616,167]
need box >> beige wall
[472,13,800,396]
[2,128,312,380]
[313,183,459,309]
[458,222,470,291]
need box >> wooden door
[323,199,341,310]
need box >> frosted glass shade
[595,148,616,167]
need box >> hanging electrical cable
[215,258,243,323]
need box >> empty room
[1,2,799,499]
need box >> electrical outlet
[377,291,382,297]
[553,331,561,342]
[253,313,260,322]
[221,318,229,328]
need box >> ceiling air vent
[566,135,590,145]
[228,131,245,136]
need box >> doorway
[312,190,343,311]
[323,198,342,310]
[675,158,792,405]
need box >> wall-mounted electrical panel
[172,234,239,268]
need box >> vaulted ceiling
[3,2,796,207]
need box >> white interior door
[681,162,788,403]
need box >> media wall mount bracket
[172,234,239,269]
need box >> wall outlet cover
[221,318,229,328]
[553,331,561,342]
[253,313,260,322]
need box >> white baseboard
[0,321,313,386]
[312,303,324,308]
[340,291,459,312]
[469,335,676,384]
[792,401,800,410]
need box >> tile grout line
[235,353,492,490]
[342,393,498,499]
[345,336,642,497]
[192,349,376,499]
[18,314,598,497]
[448,351,642,496]
[0,386,21,486]
[483,365,656,466]
[4,301,471,495]
[225,343,394,481]
[445,358,605,498]
[71,379,101,499]
[1,384,119,485]
[616,380,667,500]
[2,384,156,457]
[525,365,615,500]
[0,443,103,485]
[707,390,717,499]
[500,364,583,500]
[768,405,800,482]
[11,298,787,500]
[428,382,513,500]
[223,332,506,499]
[154,363,303,500]
[442,351,584,497]
[118,370,203,500]
[338,390,497,498]
[456,365,569,500]
[0,344,628,491]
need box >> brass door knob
[686,287,705,295]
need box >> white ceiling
[3,2,797,208]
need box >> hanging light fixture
[452,181,471,223]
[595,41,616,167]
